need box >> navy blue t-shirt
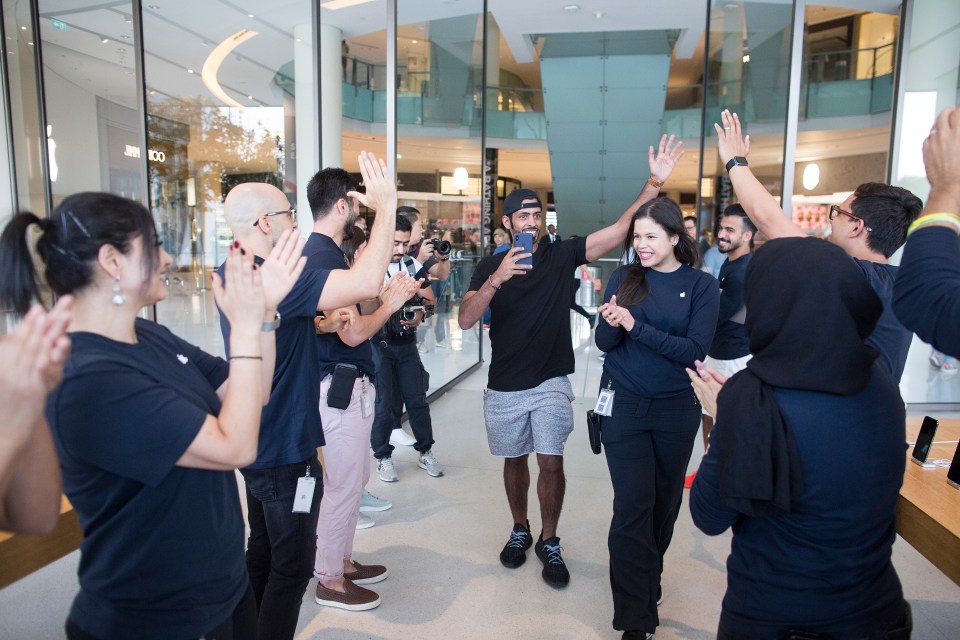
[217,258,330,468]
[46,319,246,639]
[468,236,588,392]
[596,264,720,397]
[690,364,906,637]
[854,258,911,382]
[303,232,376,379]
[709,252,751,360]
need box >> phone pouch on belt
[327,364,357,410]
[587,410,602,455]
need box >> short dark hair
[683,215,698,225]
[306,167,356,221]
[395,214,412,233]
[721,203,757,236]
[397,205,420,225]
[0,192,158,315]
[850,183,922,258]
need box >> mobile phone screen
[948,442,960,488]
[513,232,534,267]
[912,416,939,464]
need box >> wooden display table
[0,495,81,589]
[898,417,960,586]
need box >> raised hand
[598,294,635,332]
[648,134,685,183]
[490,246,532,288]
[212,242,266,334]
[714,109,751,166]
[259,229,307,312]
[923,107,960,215]
[349,151,397,214]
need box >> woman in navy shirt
[595,198,719,640]
[0,192,304,640]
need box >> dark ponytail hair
[616,197,698,307]
[341,224,367,266]
[0,192,158,315]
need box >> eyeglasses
[253,208,296,226]
[828,205,872,232]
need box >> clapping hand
[259,229,307,312]
[380,272,421,314]
[212,241,266,334]
[686,360,728,418]
[598,295,635,332]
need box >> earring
[111,276,125,306]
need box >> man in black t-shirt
[457,135,685,589]
[217,152,397,639]
[715,110,921,382]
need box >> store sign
[123,145,166,163]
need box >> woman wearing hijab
[595,198,720,640]
[689,237,911,639]
[0,192,305,640]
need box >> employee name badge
[360,382,373,418]
[292,465,316,513]
[594,381,615,417]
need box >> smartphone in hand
[911,416,939,467]
[513,232,534,267]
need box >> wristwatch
[262,311,281,332]
[725,156,749,173]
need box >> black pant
[570,279,593,320]
[65,582,258,640]
[601,382,701,633]
[716,601,913,640]
[371,338,434,458]
[241,456,323,640]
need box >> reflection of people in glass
[689,238,911,639]
[1,191,305,639]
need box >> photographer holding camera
[371,214,444,482]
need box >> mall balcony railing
[341,42,895,139]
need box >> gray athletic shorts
[483,376,576,457]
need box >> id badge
[360,387,373,418]
[595,388,615,417]
[292,469,316,513]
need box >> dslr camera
[387,295,436,337]
[426,238,452,256]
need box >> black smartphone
[586,410,601,455]
[911,416,939,467]
[513,232,534,267]
[326,364,357,410]
[948,441,960,490]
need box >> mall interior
[0,0,958,638]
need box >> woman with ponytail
[594,197,719,640]
[0,192,306,640]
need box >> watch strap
[725,156,748,173]
[261,311,281,332]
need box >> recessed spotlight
[563,4,580,12]
[27,42,33,46]
[247,95,253,99]
[247,13,254,18]
[101,37,109,43]
[148,4,160,9]
[295,38,302,42]
[20,25,26,30]
[187,68,194,73]
[411,39,418,44]
[594,11,604,18]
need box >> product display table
[0,495,81,589]
[898,417,960,586]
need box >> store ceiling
[31,0,901,194]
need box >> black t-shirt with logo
[469,236,587,392]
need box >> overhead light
[411,39,418,44]
[147,4,160,9]
[247,13,254,18]
[742,54,750,63]
[453,167,469,191]
[101,36,109,43]
[594,11,604,18]
[396,153,403,160]
[320,0,376,9]
[700,177,715,199]
[201,29,258,108]
[563,4,580,12]
[802,163,820,190]
[187,68,194,73]
[20,25,26,30]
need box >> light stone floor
[1,313,959,639]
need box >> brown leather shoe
[344,561,388,585]
[315,579,380,611]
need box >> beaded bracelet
[906,213,960,238]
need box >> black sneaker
[656,585,663,606]
[534,535,570,588]
[499,522,533,568]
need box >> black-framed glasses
[828,204,872,232]
[253,208,296,226]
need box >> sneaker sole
[417,461,443,477]
[314,595,381,611]
[359,503,392,512]
[355,518,374,530]
[348,569,389,585]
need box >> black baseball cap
[503,188,542,216]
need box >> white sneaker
[390,428,416,446]
[377,457,398,482]
[356,513,375,529]
[359,490,392,512]
[418,450,444,477]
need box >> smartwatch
[725,156,749,173]
[262,311,281,332]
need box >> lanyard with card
[292,463,316,513]
[595,380,615,417]
[360,379,373,418]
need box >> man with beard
[685,204,755,487]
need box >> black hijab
[714,237,883,516]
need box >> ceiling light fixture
[802,163,820,190]
[101,36,109,43]
[201,29,258,108]
[247,13,254,18]
[320,0,377,9]
[187,68,194,73]
[563,4,580,12]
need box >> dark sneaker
[535,535,570,588]
[344,561,388,585]
[621,632,654,640]
[657,585,663,606]
[315,579,380,611]
[499,522,533,568]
